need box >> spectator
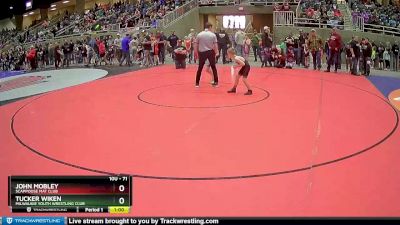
[243,35,252,61]
[383,48,391,70]
[349,36,361,75]
[325,28,342,73]
[307,29,323,70]
[158,31,168,64]
[361,38,372,76]
[120,34,131,66]
[168,31,179,58]
[261,26,273,67]
[251,29,262,62]
[392,40,399,71]
[298,29,307,67]
[174,40,187,69]
[234,29,246,57]
[216,29,230,64]
[26,46,37,71]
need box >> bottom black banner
[2,217,400,225]
[66,217,400,225]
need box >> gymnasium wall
[198,5,294,15]
[48,5,76,19]
[252,14,273,33]
[162,8,201,38]
[22,14,41,29]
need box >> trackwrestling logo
[2,217,64,224]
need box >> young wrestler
[276,50,286,68]
[226,48,252,95]
[304,44,310,68]
[270,46,280,66]
[286,46,295,69]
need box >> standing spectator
[98,39,107,65]
[392,40,399,71]
[152,34,160,66]
[304,44,310,68]
[120,33,131,66]
[69,40,75,65]
[130,36,139,64]
[82,43,88,66]
[307,29,323,70]
[243,35,252,61]
[383,48,391,71]
[371,45,376,69]
[142,33,153,67]
[188,29,196,63]
[325,28,342,73]
[349,36,360,75]
[26,46,37,71]
[158,31,167,64]
[298,29,307,67]
[216,29,230,64]
[293,35,300,65]
[167,31,179,59]
[93,38,100,66]
[48,43,54,66]
[234,29,245,56]
[86,43,94,67]
[184,36,192,63]
[345,44,352,72]
[377,43,385,70]
[114,33,122,64]
[251,29,261,62]
[37,47,44,69]
[261,26,273,67]
[361,38,372,76]
[324,38,330,66]
[54,42,63,69]
[62,41,69,67]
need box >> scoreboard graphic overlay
[8,176,132,213]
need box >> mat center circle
[138,83,270,108]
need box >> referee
[194,22,219,87]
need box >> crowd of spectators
[350,0,400,28]
[0,28,195,71]
[1,0,187,47]
[298,0,344,27]
[0,0,195,72]
[0,29,19,49]
[226,26,399,74]
[1,24,400,76]
[260,28,400,73]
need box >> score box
[8,176,132,213]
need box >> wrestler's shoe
[211,82,218,87]
[227,88,236,93]
[244,90,253,95]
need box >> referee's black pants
[196,50,218,85]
